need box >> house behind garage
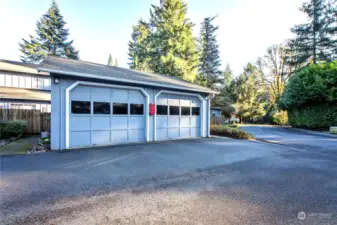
[38,56,217,150]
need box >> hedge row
[211,125,254,139]
[0,120,28,139]
[288,104,337,129]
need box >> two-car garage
[40,56,216,150]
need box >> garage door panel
[111,89,128,102]
[180,117,190,127]
[91,87,110,101]
[191,117,200,127]
[92,130,110,144]
[168,128,179,139]
[129,117,144,129]
[168,116,180,128]
[180,99,191,106]
[70,116,90,130]
[70,131,91,147]
[129,90,145,104]
[190,128,200,137]
[180,127,190,138]
[156,128,168,141]
[92,117,110,130]
[157,117,168,128]
[71,86,90,100]
[111,116,128,129]
[168,98,179,106]
[157,97,167,105]
[111,130,128,143]
[129,129,145,142]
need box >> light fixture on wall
[54,78,59,84]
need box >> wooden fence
[211,116,239,125]
[0,109,50,134]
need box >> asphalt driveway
[1,137,337,224]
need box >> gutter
[37,67,220,95]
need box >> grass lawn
[0,136,38,156]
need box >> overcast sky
[0,0,307,75]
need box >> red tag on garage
[149,103,156,115]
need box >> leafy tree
[230,63,266,122]
[128,19,152,72]
[108,54,114,66]
[280,61,337,109]
[223,63,233,87]
[198,16,221,87]
[115,59,119,67]
[148,0,199,81]
[19,0,79,63]
[289,0,337,65]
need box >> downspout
[206,93,215,137]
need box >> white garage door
[69,85,146,148]
[156,93,201,141]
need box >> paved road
[1,137,337,225]
[241,125,337,154]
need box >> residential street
[240,125,337,154]
[1,133,337,225]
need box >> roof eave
[38,67,219,94]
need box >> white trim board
[153,90,207,141]
[65,81,150,149]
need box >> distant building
[211,107,221,117]
[0,60,51,112]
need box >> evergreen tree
[230,63,266,122]
[19,1,79,63]
[148,0,199,81]
[128,19,152,72]
[289,0,337,65]
[115,59,119,67]
[198,16,221,87]
[223,63,233,87]
[108,54,114,66]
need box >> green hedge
[0,120,28,139]
[288,104,337,129]
[211,125,254,139]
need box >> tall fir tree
[289,0,337,65]
[128,19,152,72]
[198,16,221,87]
[115,59,119,67]
[148,0,199,81]
[223,63,233,87]
[19,1,79,63]
[107,54,114,66]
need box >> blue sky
[0,0,306,75]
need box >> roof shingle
[39,56,218,94]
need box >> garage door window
[130,104,144,115]
[181,106,191,116]
[192,107,200,116]
[169,106,180,115]
[94,102,110,114]
[71,101,91,114]
[113,103,128,115]
[157,105,168,115]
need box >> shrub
[0,120,28,139]
[288,104,337,129]
[279,61,337,129]
[272,111,288,126]
[211,125,254,139]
